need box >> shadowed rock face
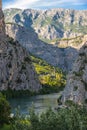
[5,8,86,71]
[61,43,87,105]
[0,37,41,91]
[0,9,5,36]
[0,8,41,91]
[5,23,78,72]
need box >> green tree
[0,93,11,125]
[29,106,39,130]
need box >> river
[9,93,61,115]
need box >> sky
[3,0,87,10]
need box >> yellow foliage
[31,55,66,88]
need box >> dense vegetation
[1,92,87,130]
[1,102,87,130]
[2,89,37,98]
[31,55,66,93]
[0,93,11,125]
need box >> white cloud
[4,0,40,9]
[3,0,87,9]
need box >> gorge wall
[61,43,87,105]
[4,8,87,41]
[0,8,41,91]
[4,8,87,71]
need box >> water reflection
[9,93,60,115]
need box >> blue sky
[3,0,87,10]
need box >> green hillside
[31,55,66,93]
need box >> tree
[0,92,11,125]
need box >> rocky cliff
[5,23,78,71]
[4,8,87,41]
[0,9,41,91]
[3,8,87,71]
[0,9,5,36]
[61,43,87,105]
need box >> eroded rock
[61,43,87,105]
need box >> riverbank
[1,103,87,130]
[8,92,61,115]
[1,84,64,98]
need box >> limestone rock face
[0,8,41,91]
[0,9,5,36]
[61,43,87,105]
[4,8,87,72]
[4,8,87,41]
[5,23,78,72]
[0,38,41,91]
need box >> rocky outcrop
[3,8,87,72]
[61,43,87,105]
[0,9,5,36]
[0,37,41,91]
[0,8,41,91]
[4,8,87,41]
[5,23,78,71]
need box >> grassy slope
[31,55,66,93]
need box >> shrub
[12,105,87,130]
[0,93,11,125]
[31,55,66,93]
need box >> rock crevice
[0,7,41,91]
[61,43,87,105]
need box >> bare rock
[0,8,41,91]
[61,43,87,105]
[0,38,41,91]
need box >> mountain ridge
[5,22,78,71]
[4,8,87,40]
[4,8,87,71]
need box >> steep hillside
[41,35,87,49]
[61,43,87,105]
[4,8,87,72]
[5,23,78,71]
[0,9,5,36]
[31,55,66,93]
[4,8,87,44]
[0,9,41,92]
[0,37,41,91]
